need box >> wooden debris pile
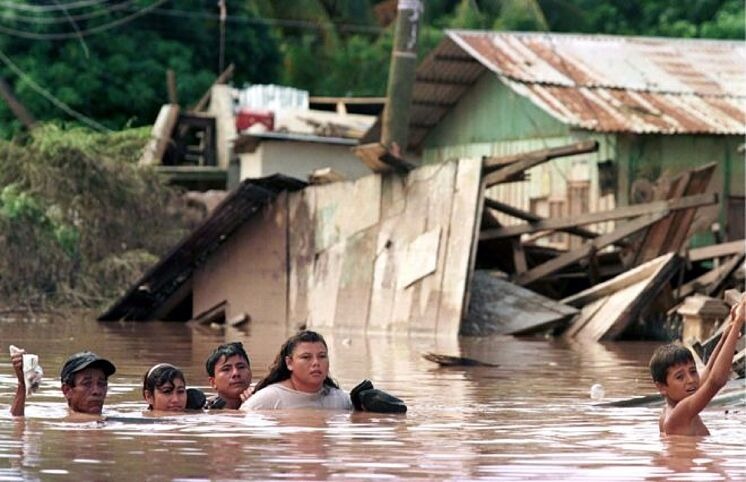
[464,140,744,342]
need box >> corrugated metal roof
[391,31,746,151]
[98,175,307,321]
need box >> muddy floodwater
[0,316,744,480]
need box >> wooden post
[381,0,423,156]
[166,69,178,105]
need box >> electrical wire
[0,0,169,39]
[52,0,90,57]
[0,0,112,12]
[148,7,384,33]
[6,0,136,24]
[0,48,111,132]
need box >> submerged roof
[388,31,746,151]
[98,175,307,321]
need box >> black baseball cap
[60,351,116,385]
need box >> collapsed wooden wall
[289,158,483,337]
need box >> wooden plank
[409,161,457,334]
[398,228,441,289]
[139,104,180,166]
[660,163,716,254]
[482,140,598,174]
[562,253,680,307]
[389,164,433,334]
[333,228,377,331]
[483,197,598,239]
[515,211,669,286]
[367,170,419,332]
[563,297,607,339]
[190,63,234,112]
[511,237,527,274]
[569,252,681,341]
[367,216,399,332]
[462,272,577,336]
[352,142,416,173]
[481,193,717,240]
[306,241,345,329]
[632,171,690,265]
[437,158,484,337]
[314,174,381,253]
[287,189,315,329]
[678,253,745,299]
[688,239,745,262]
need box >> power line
[0,48,111,133]
[53,0,91,58]
[0,0,112,12]
[148,7,384,34]
[6,0,136,24]
[0,0,169,39]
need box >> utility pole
[381,0,422,157]
[218,0,227,75]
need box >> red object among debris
[236,109,274,132]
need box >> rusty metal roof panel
[448,31,746,96]
[98,175,307,321]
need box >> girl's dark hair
[253,330,339,393]
[142,363,186,408]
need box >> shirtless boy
[649,296,745,435]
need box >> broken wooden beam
[190,63,234,113]
[630,163,716,266]
[483,197,598,240]
[687,239,745,262]
[677,253,745,299]
[483,140,599,187]
[563,253,681,341]
[482,140,599,174]
[352,142,415,173]
[481,193,717,241]
[514,211,669,286]
[139,103,181,166]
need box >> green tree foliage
[0,0,281,138]
[0,124,188,308]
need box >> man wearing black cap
[10,351,116,417]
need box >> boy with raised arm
[649,296,745,436]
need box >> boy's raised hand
[10,349,25,387]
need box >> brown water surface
[0,316,744,480]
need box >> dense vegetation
[0,125,187,310]
[0,0,741,310]
[0,0,742,136]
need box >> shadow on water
[0,313,743,480]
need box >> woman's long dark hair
[253,330,339,393]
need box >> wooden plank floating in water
[421,352,499,367]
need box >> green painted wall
[616,133,744,245]
[423,73,568,154]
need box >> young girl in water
[241,330,353,410]
[142,363,189,412]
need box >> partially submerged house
[99,159,485,338]
[364,31,745,245]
